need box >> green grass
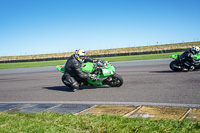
[0,52,182,69]
[0,112,199,133]
[0,60,66,69]
[100,52,182,62]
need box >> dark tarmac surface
[0,59,200,121]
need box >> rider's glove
[89,74,96,79]
[96,59,104,67]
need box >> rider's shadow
[150,70,188,73]
[150,70,177,73]
[43,86,109,92]
[43,86,73,92]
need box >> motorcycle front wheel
[169,60,183,72]
[107,73,123,87]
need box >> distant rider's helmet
[75,49,86,63]
[191,46,200,55]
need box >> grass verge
[0,52,182,69]
[0,112,199,133]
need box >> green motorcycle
[56,60,123,88]
[170,53,200,71]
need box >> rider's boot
[79,82,84,87]
[72,83,80,92]
[189,65,195,71]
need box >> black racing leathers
[62,54,96,89]
[179,50,200,69]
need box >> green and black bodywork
[170,53,200,60]
[56,60,123,87]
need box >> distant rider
[179,46,200,71]
[62,49,98,91]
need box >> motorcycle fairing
[170,53,200,60]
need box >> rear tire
[169,60,183,72]
[107,73,123,87]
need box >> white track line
[1,101,200,108]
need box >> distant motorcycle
[169,53,200,72]
[56,60,123,88]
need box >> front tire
[169,60,183,72]
[107,73,123,87]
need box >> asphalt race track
[0,58,199,105]
[0,58,200,120]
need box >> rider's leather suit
[179,50,200,69]
[62,54,96,89]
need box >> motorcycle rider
[179,46,200,71]
[62,49,99,91]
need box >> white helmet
[191,46,200,55]
[75,49,86,63]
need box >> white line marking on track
[1,101,200,108]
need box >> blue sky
[0,0,200,56]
